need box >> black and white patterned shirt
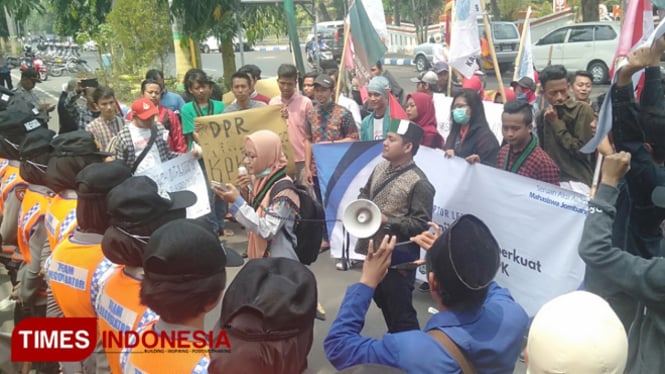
[113,122,179,173]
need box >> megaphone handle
[342,226,350,271]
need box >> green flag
[348,0,387,87]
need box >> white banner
[321,146,587,316]
[137,153,211,219]
[432,94,504,143]
[448,0,482,78]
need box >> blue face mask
[516,92,528,101]
[452,108,470,125]
[255,167,271,178]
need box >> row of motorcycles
[6,44,93,81]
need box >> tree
[169,0,287,84]
[582,0,599,21]
[50,0,112,36]
[106,0,172,75]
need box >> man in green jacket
[360,76,392,141]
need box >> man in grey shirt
[224,71,267,113]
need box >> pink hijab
[243,130,293,258]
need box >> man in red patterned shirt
[496,100,560,185]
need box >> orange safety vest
[97,267,157,374]
[0,158,10,183]
[121,320,210,374]
[1,164,27,258]
[46,237,114,318]
[17,185,53,264]
[45,191,77,253]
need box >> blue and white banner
[313,142,587,316]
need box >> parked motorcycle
[20,56,48,81]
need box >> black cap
[21,68,41,82]
[221,257,317,330]
[20,127,55,159]
[510,77,536,91]
[0,107,42,143]
[143,219,227,281]
[314,74,334,89]
[427,215,500,291]
[50,131,112,157]
[76,160,132,198]
[106,176,197,228]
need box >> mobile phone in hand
[210,180,229,192]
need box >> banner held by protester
[137,153,211,218]
[196,105,295,185]
[314,142,587,316]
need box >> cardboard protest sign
[196,105,295,184]
[137,153,211,218]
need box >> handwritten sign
[197,105,295,185]
[136,153,211,218]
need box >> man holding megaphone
[351,120,435,333]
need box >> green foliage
[532,1,553,18]
[106,0,172,75]
[51,0,112,36]
[498,0,524,21]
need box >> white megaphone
[343,199,382,239]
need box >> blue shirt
[160,91,185,113]
[324,282,528,373]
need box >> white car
[532,22,620,84]
[200,34,252,53]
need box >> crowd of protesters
[0,31,663,373]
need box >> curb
[255,45,413,66]
[383,58,412,66]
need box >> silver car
[413,22,520,72]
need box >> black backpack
[270,180,325,265]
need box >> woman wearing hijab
[443,89,500,166]
[214,130,299,260]
[405,92,444,149]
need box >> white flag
[515,8,535,81]
[448,0,482,78]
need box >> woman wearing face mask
[444,89,500,166]
[213,130,300,260]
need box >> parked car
[305,24,344,62]
[412,32,446,72]
[532,22,620,84]
[306,21,345,44]
[200,35,253,53]
[478,21,520,71]
[82,40,98,52]
[413,22,519,72]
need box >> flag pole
[513,7,532,82]
[336,21,352,104]
[590,153,604,198]
[447,0,455,97]
[479,0,506,103]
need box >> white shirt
[128,123,162,174]
[372,117,384,140]
[338,94,362,129]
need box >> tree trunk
[393,0,400,26]
[317,1,332,22]
[582,0,599,21]
[221,40,236,90]
[489,0,501,20]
